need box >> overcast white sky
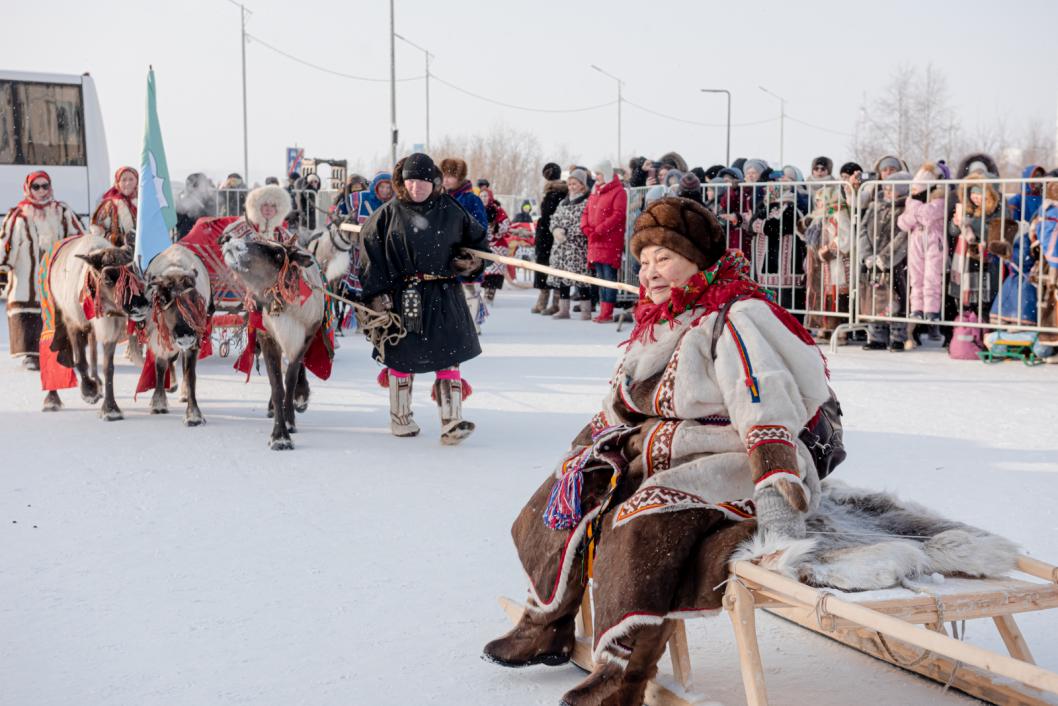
[7,0,1058,183]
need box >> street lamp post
[590,64,623,163]
[389,0,397,166]
[227,0,252,182]
[759,85,786,166]
[395,33,434,153]
[701,88,731,166]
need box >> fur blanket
[735,480,1019,591]
[589,480,1018,665]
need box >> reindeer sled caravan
[483,199,1058,706]
[24,183,340,448]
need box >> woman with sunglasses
[0,171,85,369]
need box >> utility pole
[701,88,731,165]
[759,85,786,166]
[229,0,252,182]
[395,33,433,152]
[590,65,623,163]
[389,0,397,166]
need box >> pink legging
[388,367,459,380]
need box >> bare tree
[852,64,958,169]
[1018,118,1056,171]
[432,123,578,196]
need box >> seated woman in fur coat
[484,198,832,705]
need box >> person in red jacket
[580,160,627,323]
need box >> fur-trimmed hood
[872,154,910,174]
[956,152,999,179]
[656,151,688,173]
[245,185,292,232]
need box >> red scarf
[625,250,817,349]
[18,170,54,210]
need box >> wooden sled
[500,554,1058,705]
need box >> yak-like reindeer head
[220,235,316,309]
[76,247,150,322]
[147,269,207,352]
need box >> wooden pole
[467,249,639,294]
[338,222,639,295]
[732,561,1058,696]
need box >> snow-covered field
[2,290,1056,706]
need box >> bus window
[0,80,87,167]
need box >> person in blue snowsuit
[357,171,394,224]
[1007,165,1047,223]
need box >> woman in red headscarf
[0,171,84,369]
[91,166,138,247]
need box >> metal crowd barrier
[613,176,1058,353]
[853,176,1058,351]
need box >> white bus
[0,71,110,217]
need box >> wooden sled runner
[500,554,1058,705]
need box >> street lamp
[395,33,434,152]
[227,0,251,182]
[388,0,397,166]
[590,64,623,163]
[758,85,786,166]
[701,88,731,166]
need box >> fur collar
[544,179,569,195]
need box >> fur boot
[552,298,571,319]
[435,377,474,445]
[531,289,549,314]
[388,375,420,437]
[560,621,674,706]
[482,609,576,668]
[542,289,560,316]
[578,300,592,320]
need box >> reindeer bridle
[248,240,307,315]
[150,283,208,352]
[83,263,144,318]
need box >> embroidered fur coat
[0,200,84,357]
[511,296,830,666]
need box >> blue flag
[134,68,176,270]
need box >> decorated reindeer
[39,234,149,418]
[221,233,329,450]
[141,243,212,426]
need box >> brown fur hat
[439,158,468,183]
[630,197,725,269]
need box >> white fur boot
[389,375,420,437]
[435,377,474,445]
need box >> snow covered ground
[2,290,1057,706]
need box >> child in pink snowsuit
[898,164,947,322]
